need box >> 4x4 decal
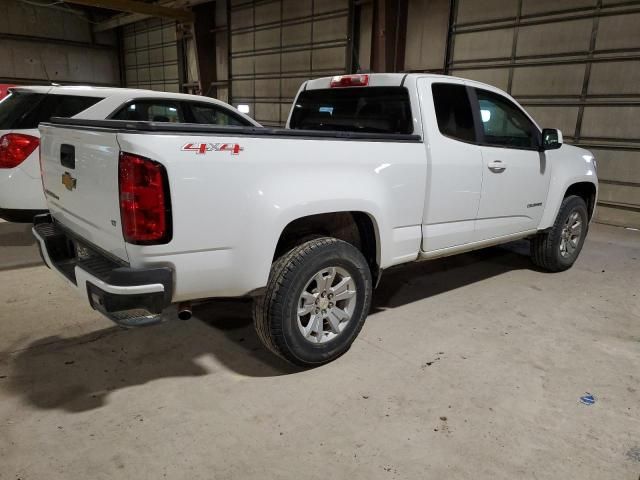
[181,143,243,155]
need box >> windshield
[289,87,413,134]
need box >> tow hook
[177,302,193,321]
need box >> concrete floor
[0,223,638,479]
[0,220,41,272]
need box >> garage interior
[0,0,639,478]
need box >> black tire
[253,237,372,367]
[531,195,589,272]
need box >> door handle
[60,144,75,169]
[488,160,506,172]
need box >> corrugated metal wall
[229,0,351,126]
[404,0,451,73]
[0,0,119,86]
[447,0,640,228]
[122,18,180,92]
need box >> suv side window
[185,102,249,126]
[6,94,103,129]
[48,95,104,119]
[475,88,540,149]
[431,83,476,143]
[112,100,183,122]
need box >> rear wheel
[531,195,588,272]
[253,237,372,367]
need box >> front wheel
[531,195,589,272]
[253,237,372,367]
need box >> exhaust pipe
[177,302,193,321]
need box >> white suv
[0,85,259,222]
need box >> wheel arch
[539,178,598,230]
[273,211,382,285]
[564,181,597,220]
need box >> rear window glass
[186,102,249,126]
[0,92,102,129]
[289,87,413,134]
[112,100,184,122]
[0,92,46,129]
[431,83,476,143]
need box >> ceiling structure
[58,0,202,30]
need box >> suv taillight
[118,152,171,244]
[0,133,39,168]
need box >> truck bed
[39,117,427,301]
[47,117,422,142]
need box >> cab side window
[431,83,476,143]
[475,89,540,149]
[185,103,249,126]
[112,101,183,122]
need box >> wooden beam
[64,0,193,23]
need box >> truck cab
[288,74,596,257]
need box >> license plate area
[74,241,92,261]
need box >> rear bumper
[32,214,174,326]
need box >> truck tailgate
[39,124,128,262]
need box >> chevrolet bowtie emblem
[61,171,77,191]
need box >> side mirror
[541,128,563,151]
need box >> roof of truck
[303,72,499,93]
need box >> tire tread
[253,237,369,366]
[531,195,588,272]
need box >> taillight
[118,152,171,244]
[0,133,39,168]
[330,74,369,88]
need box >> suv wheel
[253,237,372,367]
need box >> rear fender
[242,175,391,293]
[118,133,426,298]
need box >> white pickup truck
[34,73,598,366]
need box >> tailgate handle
[60,144,75,169]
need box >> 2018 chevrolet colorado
[34,73,598,366]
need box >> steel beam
[93,0,216,32]
[370,0,408,72]
[192,1,218,97]
[0,32,116,50]
[64,0,193,23]
[0,76,116,87]
[94,11,152,31]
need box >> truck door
[419,78,483,253]
[471,87,551,241]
